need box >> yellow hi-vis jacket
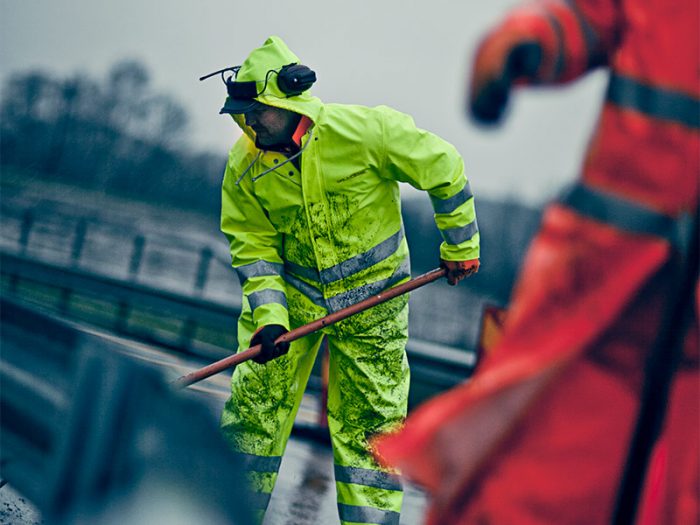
[221,36,479,332]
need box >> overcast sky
[1,0,608,205]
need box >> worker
[213,36,480,524]
[375,1,699,524]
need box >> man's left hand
[440,258,480,286]
[251,324,290,364]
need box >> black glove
[470,41,542,124]
[251,324,290,364]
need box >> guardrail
[1,249,476,406]
[1,250,237,360]
[1,205,234,299]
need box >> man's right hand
[441,258,480,286]
[251,324,290,364]
[469,38,542,124]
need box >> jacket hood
[226,36,323,139]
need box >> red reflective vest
[375,1,699,523]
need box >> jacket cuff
[252,302,290,331]
[440,232,480,262]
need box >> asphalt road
[0,435,428,525]
[1,323,428,525]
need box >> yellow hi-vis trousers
[221,297,409,525]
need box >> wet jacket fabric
[219,36,479,524]
[375,1,699,524]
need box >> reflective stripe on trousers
[337,503,401,525]
[230,452,282,514]
[335,465,402,524]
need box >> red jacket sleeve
[487,0,622,83]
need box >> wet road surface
[110,329,430,524]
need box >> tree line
[1,60,224,213]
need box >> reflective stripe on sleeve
[429,182,473,215]
[559,182,677,242]
[607,73,700,130]
[247,289,287,311]
[439,219,479,245]
[234,260,284,284]
[337,503,400,525]
[334,465,402,491]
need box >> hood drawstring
[235,151,262,185]
[236,127,315,186]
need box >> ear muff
[276,63,317,96]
